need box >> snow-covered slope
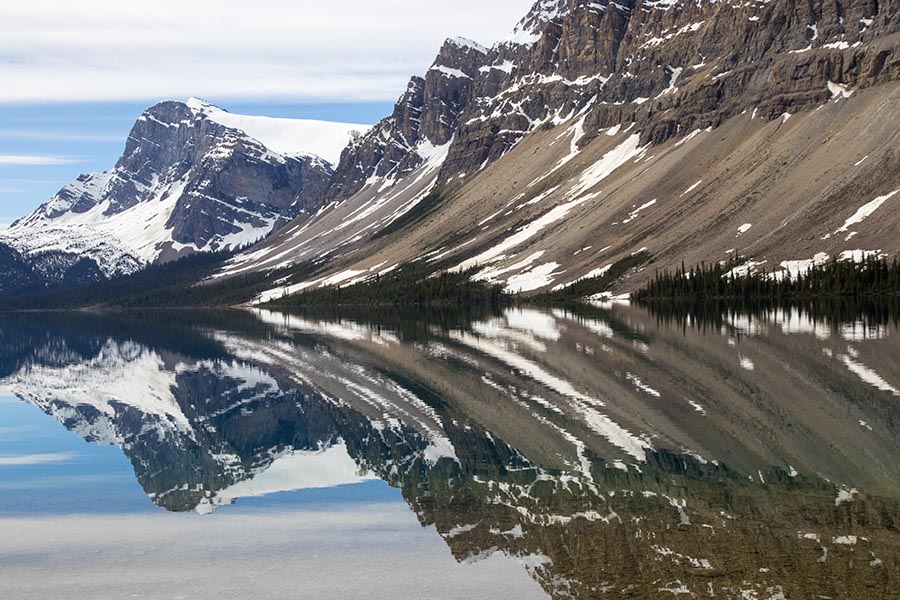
[195,442,377,514]
[185,97,367,164]
[0,340,191,444]
[0,100,368,279]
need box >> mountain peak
[178,98,369,164]
[504,0,571,46]
[185,96,219,112]
[0,97,350,281]
[445,36,488,54]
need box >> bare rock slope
[221,0,900,299]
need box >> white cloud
[0,155,83,165]
[0,452,78,466]
[0,0,535,103]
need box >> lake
[0,304,897,599]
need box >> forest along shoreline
[0,250,897,315]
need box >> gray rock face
[442,0,900,176]
[5,100,336,276]
[117,101,332,244]
[322,37,488,203]
[323,0,900,194]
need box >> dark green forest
[263,262,509,309]
[0,251,311,310]
[635,255,900,302]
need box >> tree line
[634,255,900,302]
[264,263,509,309]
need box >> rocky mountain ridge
[221,0,900,300]
[325,0,900,201]
[0,99,366,290]
[3,0,900,299]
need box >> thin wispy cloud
[0,427,30,434]
[0,155,84,165]
[0,129,125,142]
[0,178,60,184]
[0,0,535,103]
[0,452,79,466]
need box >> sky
[0,0,536,228]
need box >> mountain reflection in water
[0,303,897,599]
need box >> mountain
[216,0,900,300]
[2,0,899,302]
[0,99,367,288]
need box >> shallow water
[0,304,897,599]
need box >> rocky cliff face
[323,37,489,203]
[225,0,900,299]
[438,0,900,177]
[1,99,365,280]
[405,0,900,186]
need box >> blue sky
[0,0,535,227]
[0,396,149,513]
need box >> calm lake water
[0,304,897,599]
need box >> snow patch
[827,81,853,100]
[506,262,562,293]
[840,355,900,396]
[568,134,646,199]
[186,98,367,164]
[836,190,898,233]
[196,442,376,514]
[623,199,657,224]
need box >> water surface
[0,305,897,599]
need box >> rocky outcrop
[1,99,357,278]
[307,0,900,186]
[438,0,900,176]
[222,0,900,296]
[322,37,489,203]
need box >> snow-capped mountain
[0,99,367,284]
[3,0,900,301]
[220,0,900,300]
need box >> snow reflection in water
[0,304,898,599]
